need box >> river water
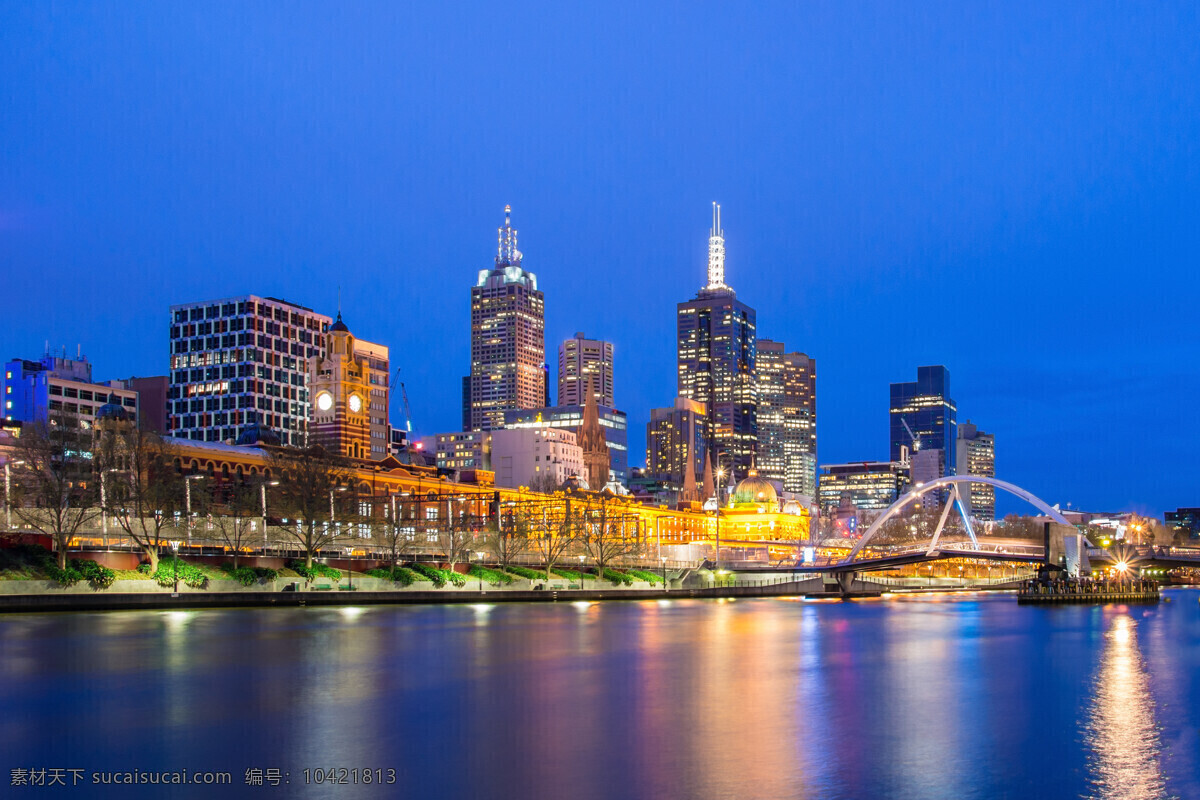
[2,590,1197,799]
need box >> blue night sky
[1,2,1197,515]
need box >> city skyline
[1,2,1196,516]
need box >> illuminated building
[168,295,331,446]
[433,431,489,471]
[955,420,995,520]
[558,332,613,407]
[756,340,816,497]
[489,427,583,488]
[676,203,757,481]
[817,461,911,515]
[577,389,610,490]
[646,397,707,491]
[502,404,628,482]
[711,465,812,559]
[1164,508,1200,541]
[463,206,546,431]
[889,365,956,465]
[4,353,138,426]
[308,313,390,460]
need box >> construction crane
[391,367,414,434]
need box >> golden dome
[732,467,778,509]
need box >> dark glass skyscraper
[676,204,757,480]
[889,365,957,471]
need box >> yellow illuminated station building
[308,313,390,460]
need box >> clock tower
[309,312,389,460]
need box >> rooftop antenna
[706,202,727,290]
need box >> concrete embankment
[0,579,851,613]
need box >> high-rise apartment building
[756,340,817,497]
[463,206,546,431]
[168,295,331,446]
[956,420,995,521]
[502,404,628,482]
[646,397,707,490]
[889,365,956,467]
[558,333,614,407]
[309,314,390,460]
[677,204,757,480]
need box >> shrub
[136,562,152,575]
[221,564,258,586]
[152,558,209,589]
[599,568,633,586]
[364,568,392,580]
[467,565,513,586]
[366,566,422,586]
[550,568,595,581]
[504,565,542,580]
[409,563,467,587]
[46,564,82,587]
[624,569,665,585]
[253,566,279,582]
[71,559,116,590]
[286,560,341,582]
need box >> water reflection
[1084,613,1167,800]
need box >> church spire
[496,204,521,266]
[705,202,727,290]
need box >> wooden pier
[1017,578,1160,605]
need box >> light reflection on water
[1084,613,1167,800]
[0,592,1196,800]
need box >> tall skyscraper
[463,206,546,432]
[756,340,817,497]
[889,365,957,467]
[308,313,390,460]
[956,420,995,520]
[168,295,331,446]
[676,203,757,480]
[558,332,614,407]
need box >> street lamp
[660,555,667,592]
[4,459,26,531]
[714,463,726,570]
[260,480,279,550]
[171,540,180,595]
[476,550,486,593]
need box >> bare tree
[9,411,100,568]
[96,424,184,571]
[267,445,353,568]
[579,496,645,579]
[532,499,580,581]
[487,504,532,570]
[528,471,560,494]
[372,497,417,572]
[210,480,261,568]
[437,496,480,569]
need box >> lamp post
[4,459,25,531]
[476,550,485,593]
[660,555,667,592]
[260,479,279,551]
[171,540,180,595]
[714,463,726,570]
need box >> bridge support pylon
[835,571,857,597]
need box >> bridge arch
[843,476,1072,564]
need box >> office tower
[168,295,331,446]
[463,206,546,431]
[558,333,614,407]
[817,461,912,514]
[645,397,707,489]
[4,352,138,425]
[308,313,390,460]
[889,366,957,466]
[503,404,628,482]
[490,427,584,489]
[756,340,817,497]
[676,203,757,480]
[956,420,995,520]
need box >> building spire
[706,202,727,290]
[496,204,521,266]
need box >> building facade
[432,431,489,471]
[558,333,614,407]
[817,461,911,514]
[502,404,628,482]
[756,340,817,498]
[168,295,331,446]
[308,314,390,460]
[677,204,757,481]
[463,206,546,432]
[889,365,957,467]
[4,354,138,427]
[645,397,707,491]
[955,420,995,520]
[489,427,584,489]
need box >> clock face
[316,392,333,412]
[348,394,362,413]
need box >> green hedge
[624,569,665,584]
[365,566,422,586]
[409,563,467,588]
[151,558,209,589]
[598,568,633,586]
[286,560,341,582]
[504,565,543,580]
[221,563,279,586]
[42,557,115,590]
[550,568,596,581]
[467,565,514,586]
